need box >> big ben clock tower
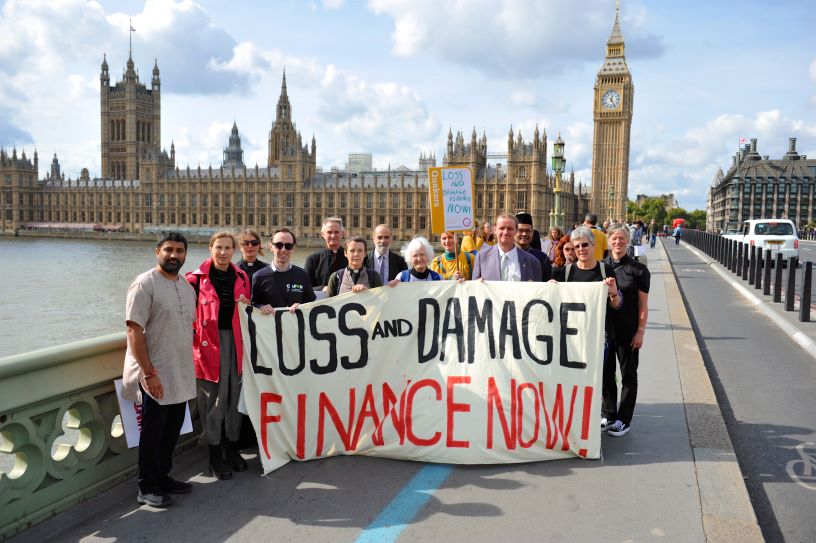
[591,1,633,221]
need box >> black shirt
[554,261,616,337]
[209,265,236,330]
[304,248,348,289]
[237,258,268,283]
[251,265,316,308]
[522,246,553,281]
[604,254,650,342]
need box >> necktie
[501,252,509,281]
[379,255,386,280]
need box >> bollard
[799,262,812,322]
[755,248,763,289]
[773,253,783,302]
[786,257,797,311]
[749,245,756,284]
[735,242,742,274]
[763,249,772,296]
[742,244,749,281]
[725,239,732,268]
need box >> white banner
[114,379,193,448]
[239,281,607,474]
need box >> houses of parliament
[0,9,633,240]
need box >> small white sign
[114,379,193,449]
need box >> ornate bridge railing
[0,333,198,540]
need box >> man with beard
[365,224,407,282]
[305,217,348,293]
[121,232,197,508]
[515,212,553,281]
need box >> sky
[1,0,815,211]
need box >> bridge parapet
[0,333,135,540]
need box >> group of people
[121,210,651,508]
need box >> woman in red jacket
[187,231,250,480]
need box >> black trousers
[602,339,639,425]
[138,387,187,492]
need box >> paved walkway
[10,243,761,543]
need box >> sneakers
[137,489,172,508]
[600,417,610,431]
[160,478,193,494]
[607,420,630,437]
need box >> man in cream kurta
[122,233,197,508]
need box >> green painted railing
[0,333,197,540]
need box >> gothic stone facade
[4,56,593,240]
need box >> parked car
[722,219,799,262]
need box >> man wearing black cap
[516,212,552,281]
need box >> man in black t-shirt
[252,228,316,313]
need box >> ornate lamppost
[549,133,566,229]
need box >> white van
[723,219,799,261]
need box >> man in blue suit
[473,213,543,281]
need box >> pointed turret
[152,59,160,88]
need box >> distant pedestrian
[647,220,658,248]
[672,224,683,245]
[122,232,197,508]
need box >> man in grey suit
[473,213,543,281]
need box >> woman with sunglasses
[237,230,268,283]
[550,226,622,432]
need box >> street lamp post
[550,133,566,229]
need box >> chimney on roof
[785,137,800,160]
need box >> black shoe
[209,444,233,480]
[160,477,193,494]
[137,489,172,508]
[223,441,248,472]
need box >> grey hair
[606,223,631,242]
[322,217,345,233]
[401,236,435,264]
[570,225,595,246]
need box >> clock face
[601,89,621,109]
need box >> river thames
[0,237,311,358]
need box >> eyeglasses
[272,242,294,250]
[241,240,260,247]
[575,242,591,249]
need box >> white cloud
[368,0,665,76]
[323,0,345,8]
[315,65,441,168]
[628,110,816,209]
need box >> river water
[0,237,310,358]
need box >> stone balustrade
[0,333,190,539]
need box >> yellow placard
[427,166,475,234]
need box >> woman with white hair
[389,236,442,284]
